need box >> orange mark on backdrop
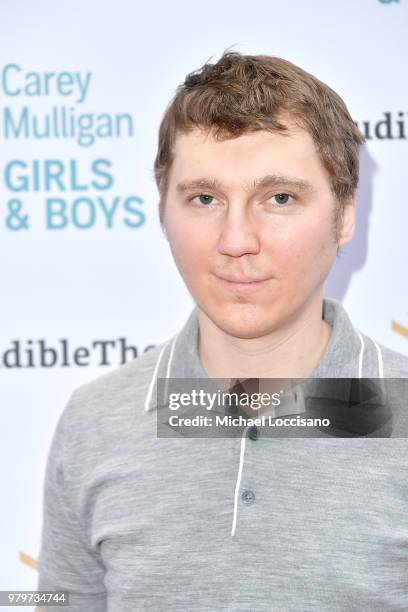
[392,320,408,339]
[19,551,37,570]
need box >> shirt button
[241,489,255,505]
[248,425,259,441]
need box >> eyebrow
[175,173,315,195]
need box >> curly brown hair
[154,49,365,227]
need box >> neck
[197,290,332,381]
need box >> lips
[212,273,271,293]
[214,273,268,283]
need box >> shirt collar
[166,297,364,380]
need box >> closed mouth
[214,274,268,284]
[213,273,270,290]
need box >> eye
[188,192,294,208]
[190,194,217,207]
[268,193,293,207]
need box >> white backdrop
[1,0,407,608]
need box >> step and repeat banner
[0,0,407,607]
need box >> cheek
[266,215,336,277]
[166,219,211,277]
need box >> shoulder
[67,341,167,415]
[54,340,170,465]
[376,341,408,377]
[359,329,408,377]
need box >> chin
[202,300,278,339]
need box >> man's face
[162,123,354,339]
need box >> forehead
[169,123,328,189]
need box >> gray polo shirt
[37,298,408,611]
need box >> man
[37,51,408,611]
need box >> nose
[217,207,261,257]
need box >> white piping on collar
[144,333,179,412]
[230,428,249,537]
[355,328,384,378]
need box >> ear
[337,192,356,247]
